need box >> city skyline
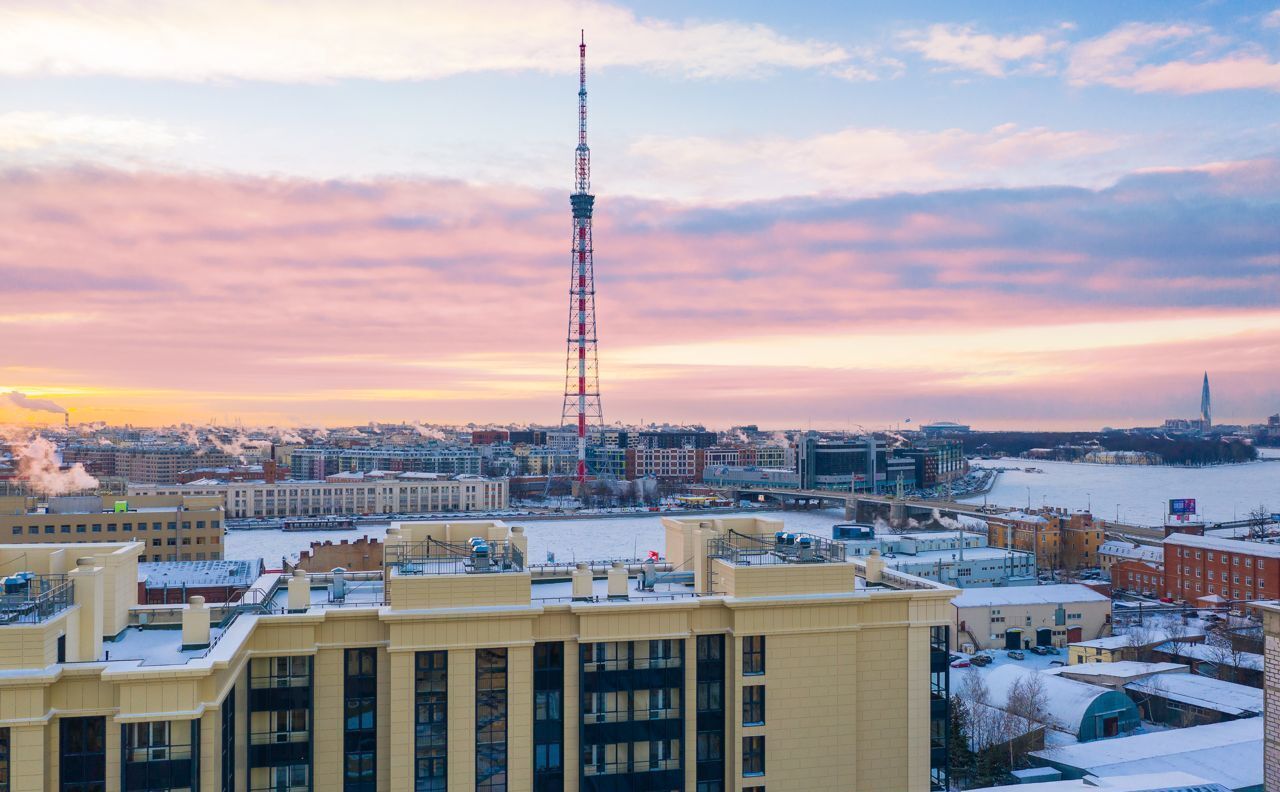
[1,1,1278,428]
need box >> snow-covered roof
[1165,532,1280,559]
[968,771,1228,792]
[953,584,1110,609]
[983,665,1117,737]
[1000,510,1049,524]
[139,559,263,588]
[1098,541,1163,564]
[1124,673,1262,716]
[1069,635,1137,650]
[1044,661,1185,680]
[1030,718,1261,791]
[1154,641,1264,671]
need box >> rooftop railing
[385,536,524,575]
[0,573,74,625]
[707,529,847,566]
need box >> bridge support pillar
[844,499,855,521]
[889,501,909,530]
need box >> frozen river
[962,449,1280,526]
[224,450,1279,565]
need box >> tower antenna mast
[560,30,603,490]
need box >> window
[476,648,508,792]
[742,736,765,776]
[742,686,765,726]
[344,648,377,792]
[743,636,765,676]
[697,635,722,662]
[0,728,8,792]
[697,681,722,712]
[696,731,722,762]
[414,652,447,791]
[221,687,235,792]
[60,716,106,792]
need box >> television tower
[560,30,603,487]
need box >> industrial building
[131,471,508,519]
[951,584,1112,651]
[833,526,1037,588]
[1163,532,1280,605]
[0,494,224,562]
[0,514,957,791]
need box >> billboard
[1169,498,1197,516]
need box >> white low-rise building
[953,583,1112,651]
[131,470,509,518]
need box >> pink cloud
[0,165,1276,428]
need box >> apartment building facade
[289,447,483,480]
[0,494,224,562]
[0,516,956,792]
[132,472,508,519]
[1163,533,1280,604]
[63,444,240,485]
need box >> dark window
[742,686,765,726]
[57,634,66,664]
[344,648,377,792]
[122,720,197,792]
[414,651,447,791]
[221,687,236,792]
[743,736,765,776]
[60,716,106,792]
[476,648,508,792]
[0,727,9,792]
[91,524,101,533]
[696,681,722,712]
[532,642,563,792]
[743,636,765,676]
[743,787,766,792]
[697,635,722,662]
[696,783,724,792]
[696,731,722,761]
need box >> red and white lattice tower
[560,30,603,487]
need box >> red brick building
[1111,558,1165,597]
[1164,533,1280,603]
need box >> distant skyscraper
[1201,371,1211,427]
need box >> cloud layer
[0,163,1276,428]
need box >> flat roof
[1031,718,1261,791]
[139,559,262,588]
[1044,661,1185,679]
[953,584,1109,609]
[1165,532,1280,558]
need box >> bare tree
[1001,673,1057,768]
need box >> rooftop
[953,584,1110,609]
[1030,718,1262,791]
[1124,673,1262,716]
[139,558,263,589]
[1165,532,1280,558]
[1154,641,1264,671]
[1044,661,1186,679]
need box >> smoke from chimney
[3,391,68,415]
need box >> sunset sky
[0,1,1278,429]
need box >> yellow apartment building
[0,494,225,562]
[0,516,956,792]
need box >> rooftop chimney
[181,595,211,649]
[287,568,311,611]
[572,563,593,600]
[607,561,628,599]
[864,548,885,585]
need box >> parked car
[1043,645,1060,655]
[1029,646,1048,656]
[1048,660,1066,667]
[970,654,993,667]
[950,658,971,668]
[1006,650,1026,660]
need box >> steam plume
[15,436,98,495]
[3,391,68,414]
